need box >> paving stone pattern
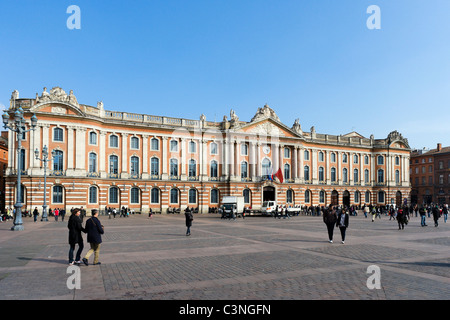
[0,212,449,300]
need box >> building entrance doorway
[343,190,350,207]
[263,186,275,202]
[331,190,339,206]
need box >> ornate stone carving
[292,118,302,134]
[251,104,280,122]
[251,122,284,136]
[38,86,79,107]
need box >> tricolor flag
[272,168,283,183]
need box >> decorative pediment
[387,130,410,149]
[342,131,366,139]
[37,87,79,106]
[251,104,280,122]
[239,118,301,138]
[30,87,85,117]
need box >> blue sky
[1,0,449,150]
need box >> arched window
[262,158,272,176]
[365,191,371,203]
[286,189,293,203]
[89,153,97,173]
[241,161,248,178]
[151,137,159,150]
[354,169,359,183]
[331,152,336,162]
[53,150,64,172]
[189,189,197,204]
[130,187,140,204]
[170,159,178,177]
[304,190,310,203]
[189,141,196,153]
[151,157,159,176]
[284,163,290,180]
[109,187,119,204]
[365,169,369,183]
[377,169,384,183]
[210,142,218,155]
[210,160,218,178]
[304,150,310,160]
[304,166,310,181]
[109,155,119,175]
[188,159,196,177]
[318,167,324,182]
[130,156,139,176]
[89,131,97,145]
[343,168,348,183]
[109,134,118,148]
[130,136,139,149]
[243,189,251,203]
[377,155,384,165]
[53,185,63,203]
[151,187,159,204]
[331,167,336,182]
[88,186,97,204]
[53,127,63,142]
[319,190,325,203]
[395,170,400,184]
[170,188,179,204]
[354,191,360,203]
[378,191,385,203]
[211,189,219,204]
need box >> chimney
[437,143,442,151]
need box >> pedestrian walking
[54,208,59,221]
[33,207,39,222]
[185,206,193,236]
[68,208,86,265]
[148,207,153,219]
[82,209,104,266]
[397,207,407,230]
[432,204,440,227]
[364,205,369,218]
[60,208,66,222]
[443,204,448,223]
[419,205,427,226]
[336,208,349,244]
[323,207,337,243]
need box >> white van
[261,201,277,216]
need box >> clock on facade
[263,145,270,154]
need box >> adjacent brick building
[410,143,450,205]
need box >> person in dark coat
[336,208,349,244]
[68,208,86,265]
[82,209,104,265]
[396,207,407,230]
[432,204,440,227]
[185,206,193,236]
[323,206,337,243]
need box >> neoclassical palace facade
[4,87,411,214]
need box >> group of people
[364,203,448,228]
[67,208,104,266]
[105,206,136,219]
[322,206,350,244]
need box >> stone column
[142,134,149,179]
[121,133,128,178]
[162,136,168,180]
[99,131,106,177]
[67,126,75,172]
[74,126,86,176]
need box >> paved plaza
[0,211,449,301]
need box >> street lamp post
[2,105,38,231]
[35,145,55,222]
